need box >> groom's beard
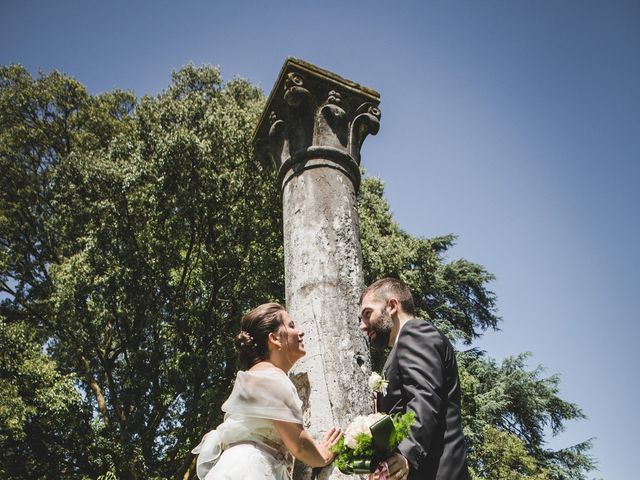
[372,308,393,349]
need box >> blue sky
[2,1,638,478]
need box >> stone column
[254,58,381,479]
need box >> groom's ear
[388,297,399,316]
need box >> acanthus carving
[350,103,381,162]
[267,111,288,166]
[319,90,348,148]
[282,73,315,155]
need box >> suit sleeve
[395,321,446,471]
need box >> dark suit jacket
[378,319,470,480]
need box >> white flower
[344,413,387,449]
[344,416,369,448]
[368,372,389,396]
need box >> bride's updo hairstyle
[234,302,286,370]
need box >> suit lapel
[379,345,400,414]
[382,319,416,377]
[382,344,397,378]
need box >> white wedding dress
[192,369,303,479]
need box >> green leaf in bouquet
[370,414,394,458]
[390,410,416,447]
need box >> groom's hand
[370,453,409,480]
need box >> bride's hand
[319,427,342,465]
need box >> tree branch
[79,354,110,425]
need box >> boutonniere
[368,371,389,396]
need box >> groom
[359,278,470,480]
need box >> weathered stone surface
[254,58,381,480]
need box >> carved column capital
[254,58,381,191]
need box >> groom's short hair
[361,277,415,316]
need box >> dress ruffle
[191,369,303,479]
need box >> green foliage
[459,351,585,449]
[1,64,283,479]
[389,410,415,448]
[459,350,595,479]
[469,426,552,480]
[0,317,92,479]
[97,470,119,480]
[0,63,596,480]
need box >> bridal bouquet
[331,411,415,475]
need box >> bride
[192,303,342,479]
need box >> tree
[0,64,596,479]
[1,64,283,479]
[458,351,595,479]
[358,177,596,479]
[0,317,93,478]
